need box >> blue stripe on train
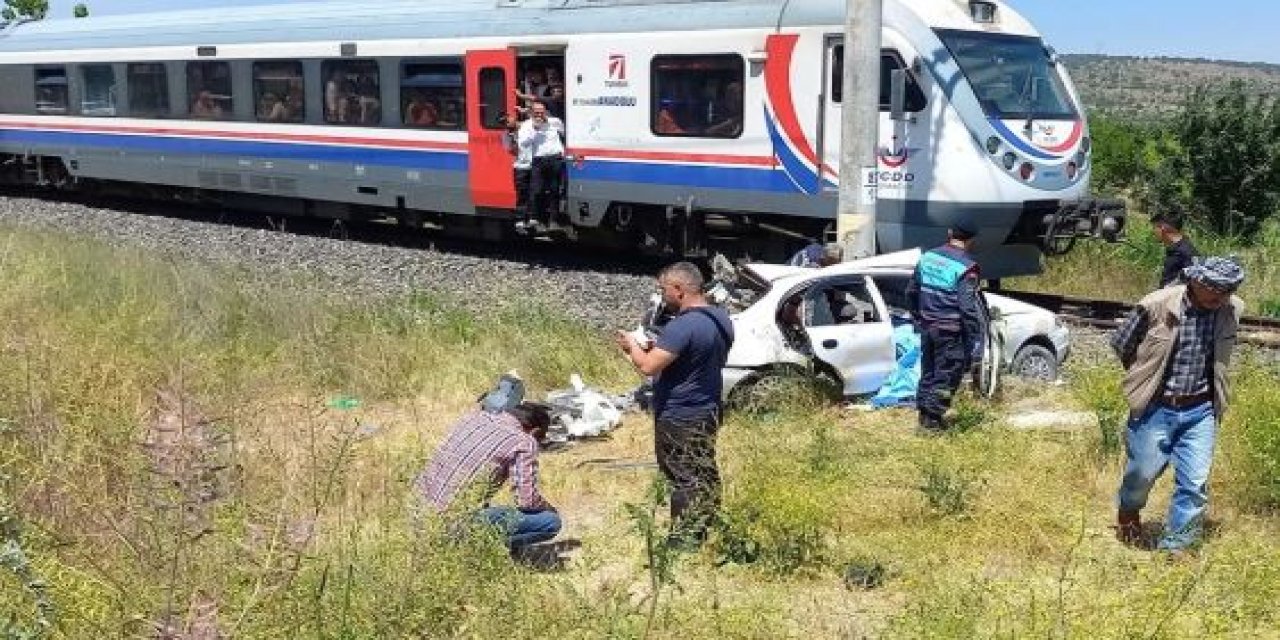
[0,126,805,194]
[0,127,470,171]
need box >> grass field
[2,226,1279,638]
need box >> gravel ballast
[0,194,657,332]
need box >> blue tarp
[869,320,921,409]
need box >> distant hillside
[1061,54,1280,121]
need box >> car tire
[1011,344,1058,382]
[726,366,838,414]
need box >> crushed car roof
[746,249,923,283]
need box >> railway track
[998,289,1280,348]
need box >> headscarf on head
[1182,256,1245,293]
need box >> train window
[253,61,304,123]
[401,61,465,130]
[34,68,69,115]
[186,61,234,120]
[478,67,507,130]
[830,46,927,112]
[128,63,170,118]
[80,65,117,117]
[650,54,744,138]
[322,59,380,125]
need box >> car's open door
[799,276,896,396]
[973,297,1005,398]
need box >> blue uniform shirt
[907,244,986,356]
[653,306,734,421]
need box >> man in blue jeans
[617,262,734,550]
[415,401,560,551]
[1110,256,1245,554]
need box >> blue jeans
[1117,401,1217,550]
[477,507,561,549]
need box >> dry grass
[1,225,1279,638]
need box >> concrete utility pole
[836,0,882,260]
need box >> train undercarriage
[0,152,1124,273]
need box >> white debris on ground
[544,374,627,442]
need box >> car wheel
[726,367,838,414]
[1011,344,1058,382]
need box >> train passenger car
[0,0,1122,278]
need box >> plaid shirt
[1111,295,1215,397]
[414,410,550,512]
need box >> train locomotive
[0,0,1124,278]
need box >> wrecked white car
[701,249,1069,403]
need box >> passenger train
[0,0,1123,278]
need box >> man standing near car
[906,223,987,433]
[616,262,734,550]
[1111,257,1244,555]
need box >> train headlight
[986,136,1001,155]
[1019,162,1035,181]
[1002,152,1017,170]
[1066,162,1078,180]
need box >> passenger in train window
[704,81,743,137]
[283,91,304,123]
[190,90,223,119]
[438,100,461,127]
[519,67,549,101]
[544,84,566,121]
[544,65,561,93]
[405,92,439,126]
[655,99,685,134]
[357,74,381,124]
[259,92,289,122]
[325,69,349,123]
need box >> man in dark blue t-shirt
[617,262,733,549]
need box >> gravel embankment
[0,195,656,332]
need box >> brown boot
[1116,509,1143,546]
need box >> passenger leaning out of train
[503,112,534,231]
[517,101,566,232]
[190,90,223,119]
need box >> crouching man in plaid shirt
[414,402,559,550]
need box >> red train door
[464,49,518,210]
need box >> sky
[38,0,1280,65]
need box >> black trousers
[655,413,722,542]
[529,155,563,223]
[918,327,971,421]
[513,167,532,218]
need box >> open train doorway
[513,47,569,232]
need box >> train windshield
[937,29,1078,120]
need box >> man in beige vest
[1110,256,1244,554]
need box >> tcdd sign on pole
[836,0,882,260]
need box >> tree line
[1091,80,1280,239]
[2,0,88,21]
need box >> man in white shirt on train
[518,101,565,232]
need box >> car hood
[984,292,1053,318]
